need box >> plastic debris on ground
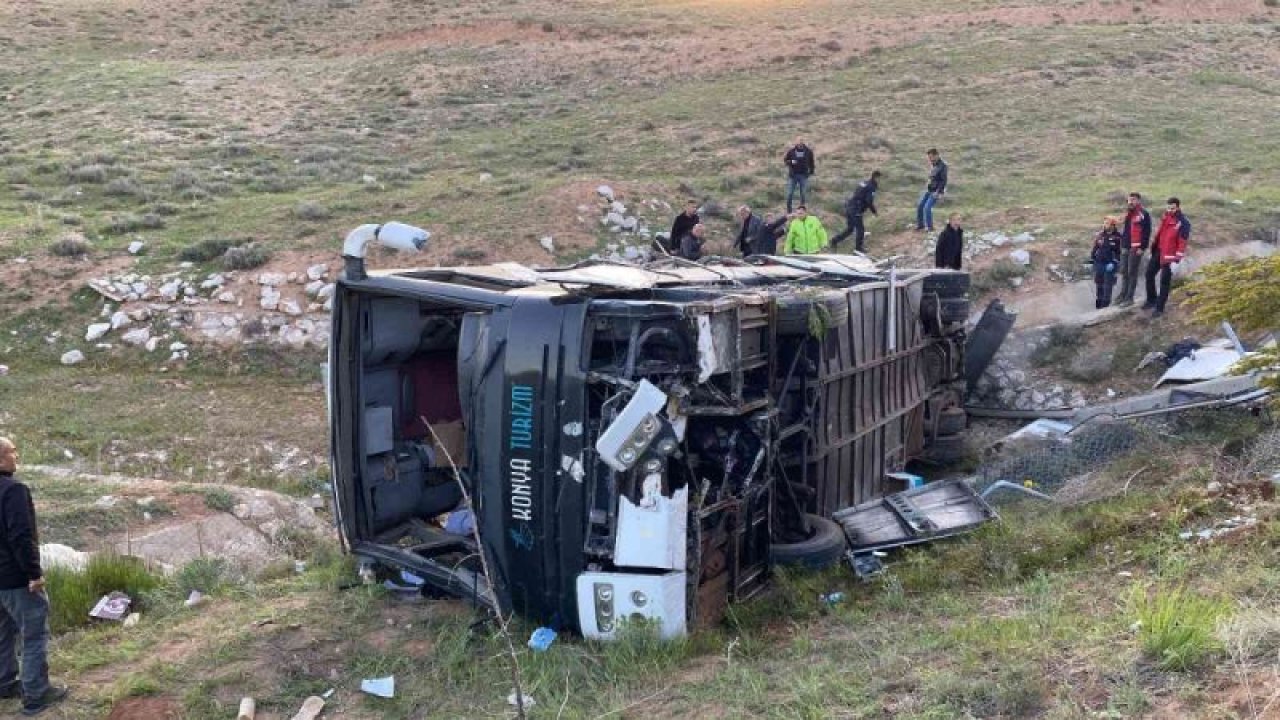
[184,590,205,608]
[1178,515,1258,541]
[528,627,557,652]
[848,553,886,581]
[383,569,427,593]
[89,592,131,621]
[360,676,395,698]
[443,508,476,536]
[122,613,141,627]
[289,695,325,720]
[507,691,535,711]
[820,592,845,606]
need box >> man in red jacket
[1142,197,1190,318]
[1116,192,1152,306]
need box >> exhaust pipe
[342,221,431,280]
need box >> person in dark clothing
[0,437,67,716]
[916,149,948,232]
[1143,197,1190,318]
[1091,217,1125,309]
[662,200,700,256]
[752,212,788,256]
[734,206,763,256]
[679,223,707,261]
[934,214,964,270]
[783,139,816,213]
[1116,192,1153,306]
[831,171,881,252]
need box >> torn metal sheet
[537,265,659,290]
[614,481,688,570]
[1156,346,1246,386]
[833,480,997,553]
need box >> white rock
[144,336,159,352]
[539,236,555,254]
[258,272,286,286]
[260,286,280,311]
[110,311,132,330]
[620,216,639,232]
[158,280,182,302]
[280,299,303,316]
[60,349,85,365]
[1009,249,1032,266]
[316,284,335,302]
[596,184,614,201]
[121,327,151,346]
[305,280,325,297]
[362,174,377,184]
[85,323,111,341]
[1012,232,1036,244]
[200,274,225,289]
[169,342,188,352]
[217,291,236,303]
[306,264,328,281]
[478,172,493,182]
[127,241,145,255]
[323,297,334,312]
[610,200,626,214]
[605,211,625,226]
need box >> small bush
[105,213,143,234]
[45,554,161,633]
[223,243,271,270]
[1131,586,1229,670]
[1030,325,1084,367]
[49,233,91,257]
[104,177,143,197]
[178,238,236,263]
[203,487,237,513]
[971,259,1030,294]
[169,167,200,190]
[68,164,108,183]
[294,201,330,221]
[452,247,487,262]
[60,214,82,226]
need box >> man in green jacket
[783,206,829,255]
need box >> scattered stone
[121,327,151,346]
[260,286,281,311]
[609,200,626,214]
[280,299,303,316]
[85,323,111,342]
[169,342,188,352]
[217,291,236,303]
[306,264,327,281]
[539,236,555,254]
[316,283,335,302]
[158,280,182,302]
[596,184,614,201]
[1009,249,1031,266]
[110,310,132,330]
[127,241,145,255]
[60,349,85,365]
[1206,481,1223,496]
[257,272,286,286]
[200,274,225,289]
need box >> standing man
[1143,197,1190,318]
[782,206,828,255]
[0,437,67,716]
[1116,192,1152,306]
[831,171,881,253]
[934,214,964,270]
[662,200,701,256]
[916,148,948,232]
[783,139,816,213]
[734,206,763,257]
[679,223,707,261]
[751,212,789,256]
[1091,217,1125,309]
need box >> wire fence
[974,406,1275,503]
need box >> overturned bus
[328,223,970,638]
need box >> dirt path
[1008,240,1276,328]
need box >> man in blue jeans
[0,437,67,716]
[783,138,816,213]
[916,148,949,232]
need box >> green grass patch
[1130,586,1230,671]
[45,553,161,633]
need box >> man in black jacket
[734,206,763,257]
[0,437,67,716]
[916,149,948,232]
[752,212,789,256]
[662,200,701,256]
[934,214,964,270]
[783,139,816,213]
[831,171,881,252]
[679,223,707,261]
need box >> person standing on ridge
[783,139,816,213]
[916,148,948,232]
[1116,191,1152,306]
[831,171,881,253]
[1143,197,1190,318]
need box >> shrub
[60,214,82,226]
[169,167,200,190]
[1131,586,1229,670]
[223,243,271,270]
[1030,325,1084,367]
[178,238,236,263]
[45,553,161,633]
[203,487,237,513]
[49,233,91,257]
[104,177,144,197]
[971,259,1030,294]
[452,248,487,262]
[294,201,330,221]
[67,164,108,183]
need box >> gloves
[1105,262,1116,273]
